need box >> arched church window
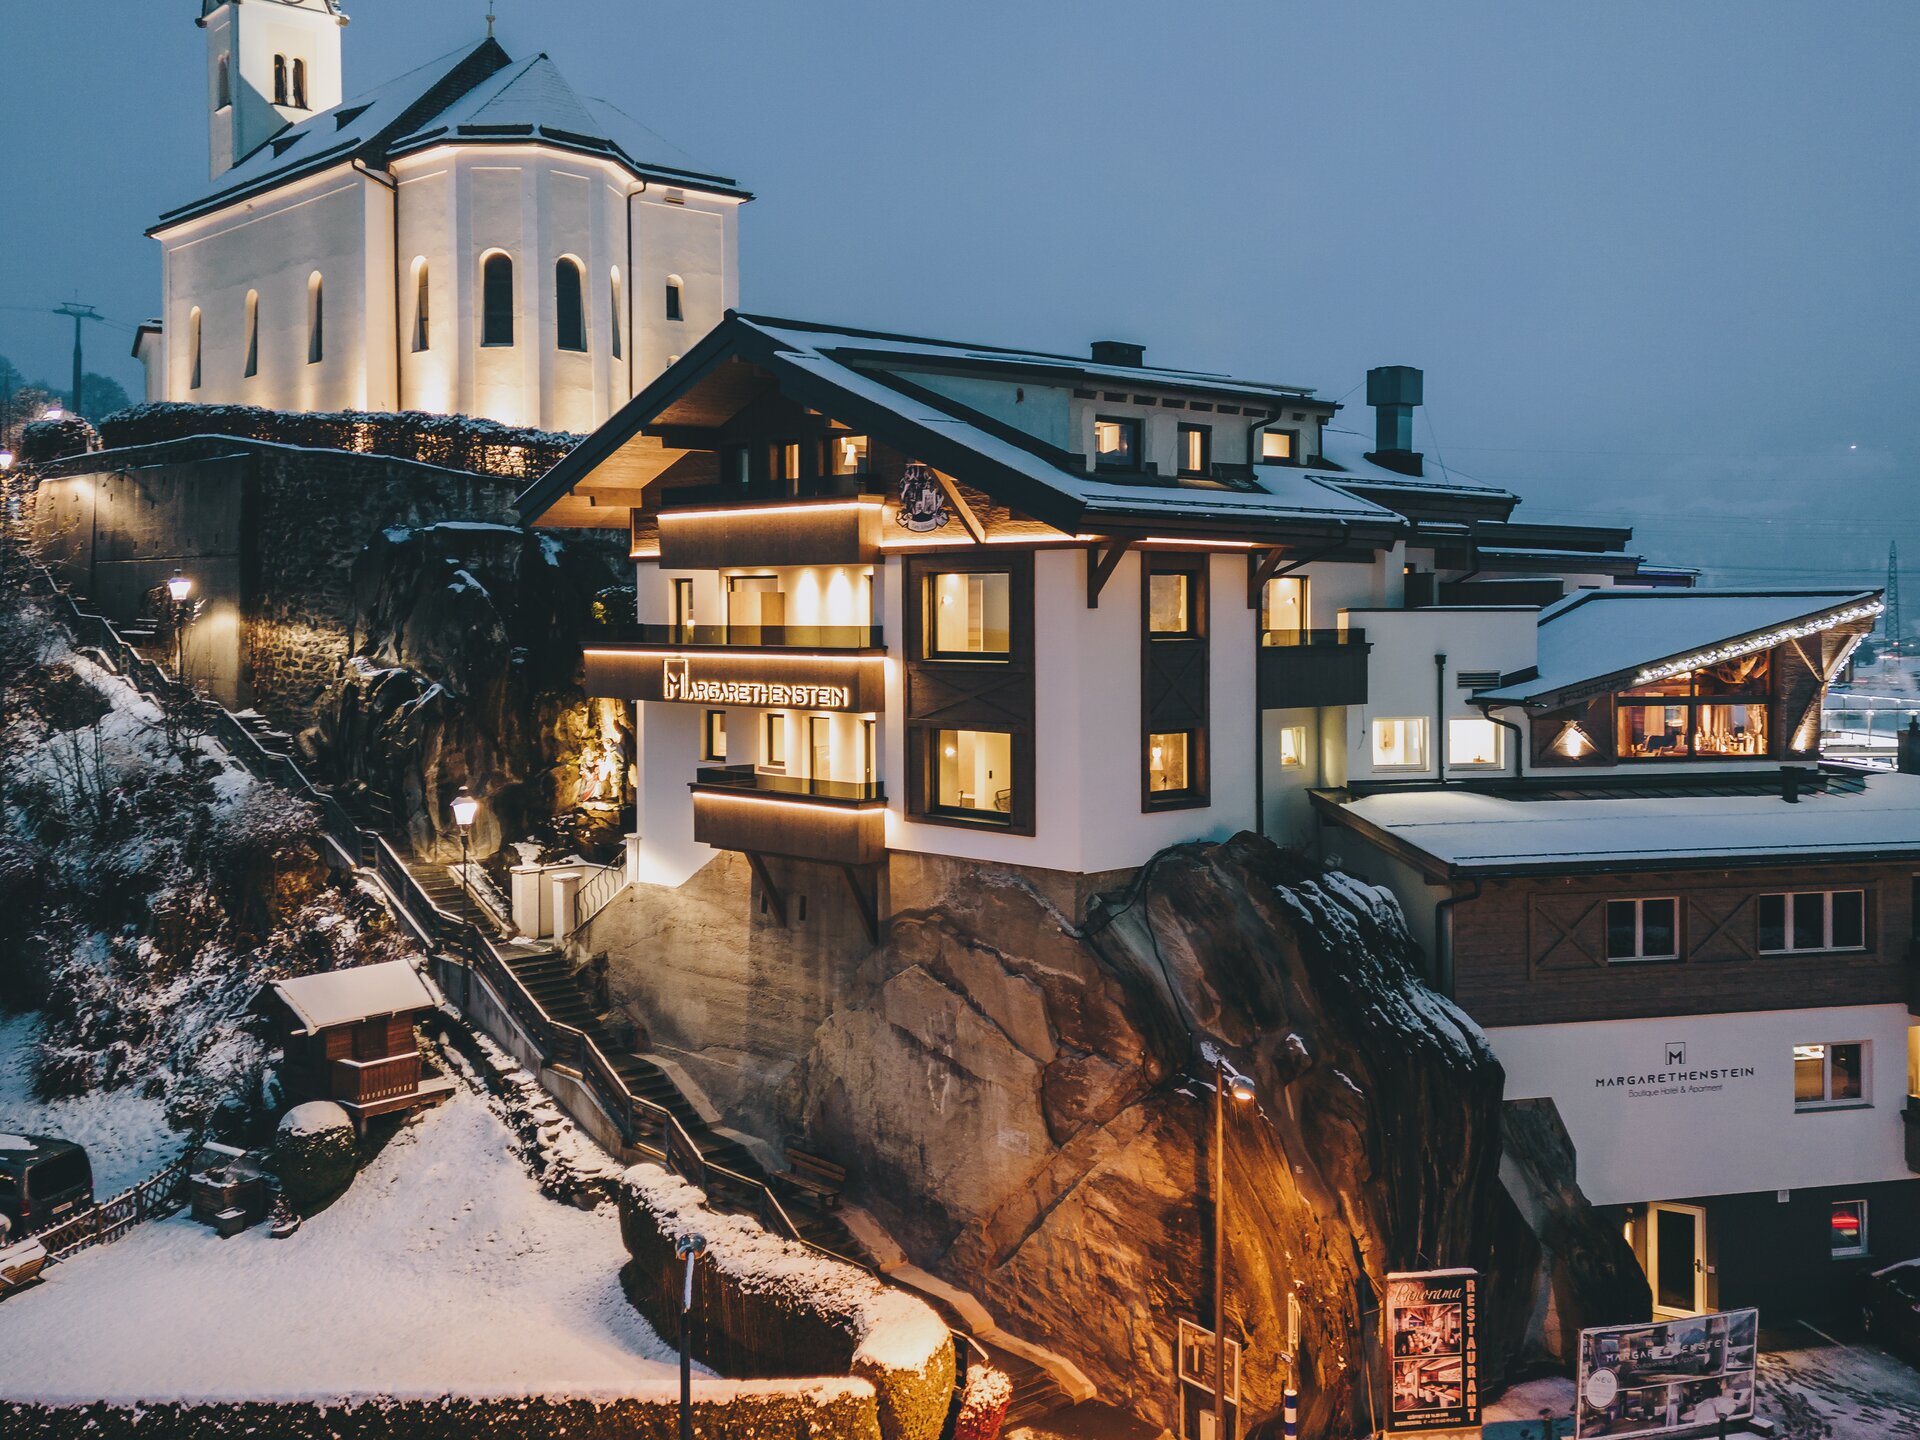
[481,253,515,347]
[307,272,324,365]
[411,259,430,352]
[189,308,203,391]
[555,258,587,352]
[243,291,259,378]
[609,268,623,361]
[292,59,308,110]
[273,55,289,106]
[216,55,231,111]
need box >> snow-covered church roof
[154,38,745,233]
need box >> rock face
[309,522,630,857]
[782,835,1638,1439]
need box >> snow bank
[0,1014,178,1195]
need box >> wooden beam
[840,864,881,946]
[1086,536,1132,608]
[1247,547,1288,609]
[744,852,787,927]
[931,470,987,543]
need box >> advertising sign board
[1384,1269,1480,1434]
[1176,1318,1240,1440]
[1574,1310,1758,1440]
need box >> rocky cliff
[308,522,630,858]
[781,835,1641,1439]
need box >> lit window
[1178,424,1210,477]
[1278,725,1306,768]
[1148,731,1193,795]
[1794,1042,1868,1110]
[272,54,289,106]
[189,307,202,391]
[1261,576,1306,640]
[1830,1200,1868,1258]
[1447,717,1502,768]
[934,729,1012,818]
[927,571,1010,658]
[665,275,684,321]
[1552,720,1597,759]
[609,268,623,360]
[556,258,587,352]
[1604,898,1679,962]
[411,260,429,352]
[1261,430,1295,462]
[1093,417,1140,471]
[243,291,259,378]
[1760,891,1866,954]
[726,574,783,628]
[1617,654,1771,759]
[481,253,515,346]
[306,272,324,364]
[1147,571,1193,636]
[829,434,870,476]
[1370,717,1428,770]
[672,578,695,628]
[703,710,727,761]
[291,57,308,110]
[776,442,802,484]
[762,712,787,769]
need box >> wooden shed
[261,962,455,1131]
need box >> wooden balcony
[1257,627,1370,709]
[324,1052,453,1122]
[582,638,886,712]
[657,497,887,569]
[691,767,887,865]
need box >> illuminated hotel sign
[662,658,850,709]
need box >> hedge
[19,417,101,466]
[620,1165,958,1440]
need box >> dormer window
[1178,423,1210,477]
[1261,430,1296,463]
[1094,417,1140,472]
[273,54,289,106]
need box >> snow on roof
[0,1135,31,1151]
[1478,588,1882,703]
[269,960,434,1034]
[1308,428,1517,502]
[1327,769,1920,875]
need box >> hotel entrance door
[1648,1202,1708,1316]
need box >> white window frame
[1369,716,1429,771]
[1605,897,1680,963]
[1759,889,1867,955]
[1277,724,1307,769]
[1830,1199,1869,1259]
[1446,716,1504,769]
[1794,1040,1871,1111]
[702,709,726,762]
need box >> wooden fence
[36,1150,195,1263]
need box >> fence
[37,1150,195,1263]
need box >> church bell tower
[200,0,348,179]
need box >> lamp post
[450,785,478,924]
[1207,1044,1257,1440]
[676,1232,708,1440]
[166,569,193,680]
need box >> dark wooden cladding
[691,789,886,865]
[902,551,1037,835]
[1256,640,1371,709]
[582,647,886,711]
[1450,861,1914,1027]
[657,498,885,569]
[1141,552,1210,811]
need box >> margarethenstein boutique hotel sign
[661,658,851,709]
[1593,1043,1757,1101]
[578,650,879,710]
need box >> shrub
[19,417,100,466]
[271,1101,359,1212]
[953,1366,1012,1440]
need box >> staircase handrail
[572,856,628,931]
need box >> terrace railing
[596,622,884,650]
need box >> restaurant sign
[1384,1269,1479,1434]
[1575,1310,1757,1440]
[662,658,850,709]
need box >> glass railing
[693,765,885,804]
[596,623,884,650]
[1260,627,1367,648]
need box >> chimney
[1091,339,1145,368]
[1899,717,1920,775]
[1366,364,1424,477]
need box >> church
[138,0,748,433]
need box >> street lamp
[41,403,63,422]
[450,786,478,924]
[166,569,193,679]
[675,1232,708,1440]
[0,450,13,471]
[1205,1043,1256,1440]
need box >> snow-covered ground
[0,1088,679,1403]
[0,1011,180,1195]
[1486,1327,1920,1440]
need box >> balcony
[690,765,887,865]
[597,623,884,650]
[657,496,887,569]
[1257,627,1371,709]
[582,633,888,711]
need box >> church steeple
[199,0,350,179]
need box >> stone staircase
[981,1342,1075,1429]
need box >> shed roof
[268,960,435,1035]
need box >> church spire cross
[486,1,496,38]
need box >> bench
[781,1147,846,1209]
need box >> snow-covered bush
[18,416,99,466]
[952,1365,1013,1440]
[620,1165,956,1440]
[271,1101,358,1212]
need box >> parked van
[0,1135,93,1233]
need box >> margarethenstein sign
[661,658,850,710]
[1594,1041,1757,1101]
[1384,1269,1480,1434]
[1575,1310,1757,1440]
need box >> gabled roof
[517,312,1406,543]
[267,960,435,1035]
[1476,587,1883,705]
[154,39,744,233]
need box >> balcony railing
[330,1052,422,1106]
[693,765,885,805]
[1260,626,1367,648]
[597,623,884,651]
[1257,628,1371,708]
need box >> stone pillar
[510,865,545,938]
[624,831,643,885]
[551,870,583,939]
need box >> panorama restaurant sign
[1384,1269,1480,1434]
[661,658,850,710]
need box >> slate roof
[154,39,743,233]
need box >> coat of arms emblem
[896,461,951,533]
